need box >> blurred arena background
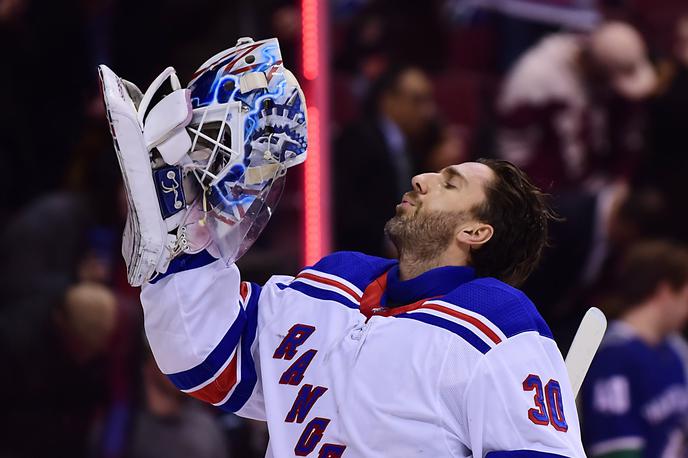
[2,0,688,456]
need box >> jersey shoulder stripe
[441,278,553,341]
[296,269,363,303]
[396,311,492,354]
[304,251,396,293]
[278,252,395,310]
[396,279,552,353]
[397,299,508,354]
[277,280,360,309]
[420,299,507,344]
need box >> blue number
[522,374,568,431]
[522,374,549,425]
[545,380,568,432]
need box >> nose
[411,172,435,194]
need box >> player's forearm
[141,259,247,403]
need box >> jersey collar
[385,264,475,306]
[360,264,476,317]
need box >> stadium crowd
[2,0,688,456]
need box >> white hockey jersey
[141,251,585,458]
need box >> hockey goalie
[100,37,586,457]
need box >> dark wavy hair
[470,158,558,286]
[615,240,688,309]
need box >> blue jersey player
[582,241,688,458]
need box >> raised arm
[141,256,267,417]
[98,37,307,417]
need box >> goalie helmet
[99,37,307,286]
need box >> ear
[456,223,494,247]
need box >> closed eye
[440,167,465,189]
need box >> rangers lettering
[294,417,330,456]
[285,384,329,423]
[318,444,347,457]
[274,324,316,360]
[279,349,318,385]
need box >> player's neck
[622,305,666,346]
[398,251,468,281]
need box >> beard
[384,208,467,262]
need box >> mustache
[403,191,420,205]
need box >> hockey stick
[565,307,607,399]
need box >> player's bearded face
[384,202,469,260]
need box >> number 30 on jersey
[522,374,568,432]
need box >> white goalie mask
[99,37,307,286]
[185,37,307,262]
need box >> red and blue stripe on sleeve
[164,281,261,411]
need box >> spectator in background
[1,282,118,458]
[581,241,688,457]
[424,122,469,172]
[522,184,669,349]
[0,145,144,457]
[496,21,656,192]
[126,348,228,458]
[446,0,600,72]
[643,13,688,243]
[333,65,437,256]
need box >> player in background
[582,241,688,457]
[100,38,586,457]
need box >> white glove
[99,64,211,286]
